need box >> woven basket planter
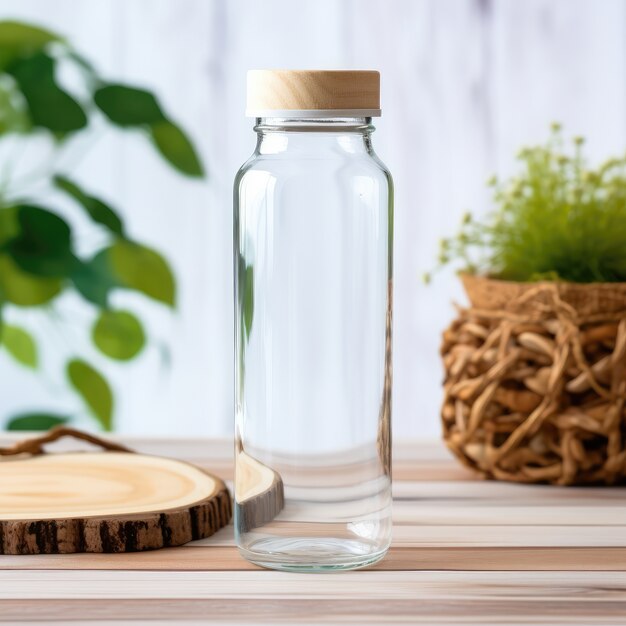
[441,274,626,485]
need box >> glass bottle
[234,70,393,571]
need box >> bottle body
[234,117,393,571]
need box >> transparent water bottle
[234,70,393,571]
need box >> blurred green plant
[0,21,205,431]
[428,124,626,284]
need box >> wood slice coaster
[0,427,232,555]
[235,450,284,532]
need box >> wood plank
[192,460,476,483]
[2,546,626,572]
[199,520,626,548]
[177,524,626,549]
[389,525,626,548]
[1,570,625,599]
[393,480,626,501]
[0,437,454,463]
[392,504,626,526]
[1,571,626,623]
[3,598,626,624]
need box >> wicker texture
[441,275,626,485]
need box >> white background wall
[1,0,624,438]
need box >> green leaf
[108,240,175,306]
[150,120,204,177]
[72,243,176,308]
[6,413,68,431]
[8,205,75,277]
[94,84,166,127]
[0,82,30,135]
[0,255,62,306]
[1,323,37,367]
[92,309,145,361]
[0,21,61,71]
[93,84,204,177]
[237,255,254,340]
[54,175,124,235]
[70,251,116,308]
[8,52,87,133]
[243,264,254,338]
[67,358,113,430]
[0,206,19,245]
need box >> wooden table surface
[2,436,626,625]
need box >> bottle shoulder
[369,151,393,187]
[233,152,258,187]
[235,151,392,187]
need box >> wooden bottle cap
[246,70,381,118]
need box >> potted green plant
[0,21,204,431]
[433,124,626,485]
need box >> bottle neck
[253,117,374,156]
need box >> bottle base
[237,537,389,572]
